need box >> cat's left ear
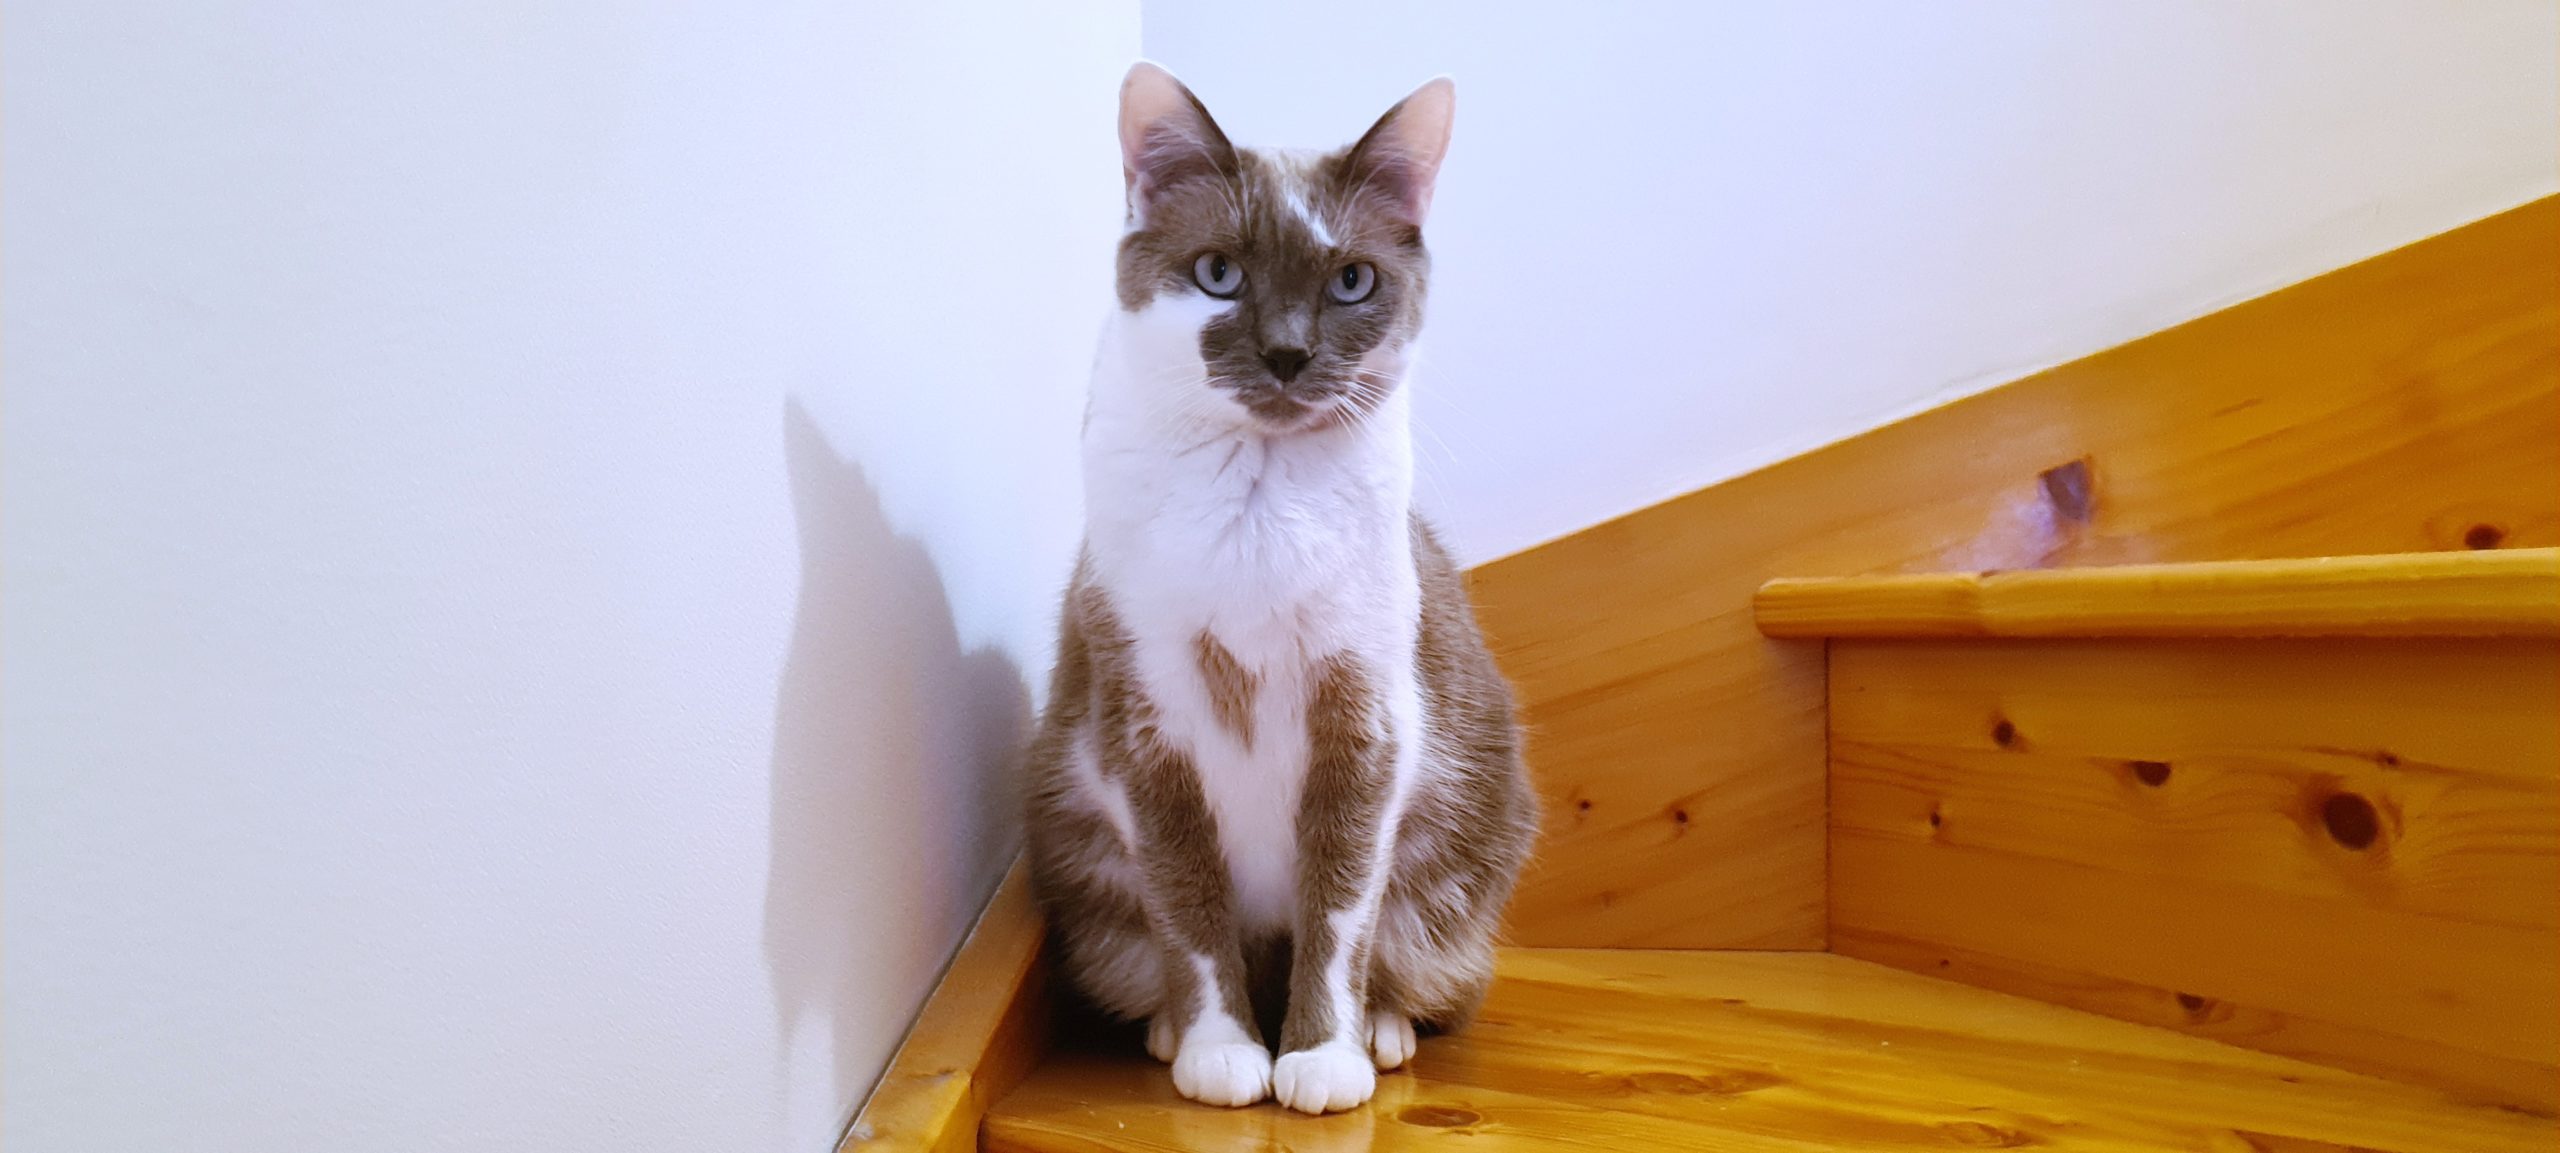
[1119,61,1236,221]
[1344,77,1456,227]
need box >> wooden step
[1745,550,2560,1111]
[1754,547,2560,639]
[1469,198,2560,953]
[982,949,2554,1152]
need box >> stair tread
[983,949,2552,1152]
[1754,547,2560,639]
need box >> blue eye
[1328,262,1375,304]
[1193,253,1243,298]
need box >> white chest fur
[1081,300,1424,932]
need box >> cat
[1022,62,1539,1116]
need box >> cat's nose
[1260,347,1312,383]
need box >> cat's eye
[1193,253,1244,298]
[1327,262,1376,304]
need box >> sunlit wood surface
[1466,197,2559,948]
[1756,548,2560,639]
[1829,635,2560,1109]
[985,950,2555,1152]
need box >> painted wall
[12,4,2559,1150]
[1143,0,2560,562]
[2,2,1133,1150]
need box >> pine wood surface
[1829,636,2560,1109]
[1756,547,2560,639]
[1465,197,2559,948]
[985,949,2556,1152]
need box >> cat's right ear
[1118,61,1235,224]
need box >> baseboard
[841,858,1051,1153]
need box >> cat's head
[1112,62,1453,434]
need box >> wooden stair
[855,548,2560,1152]
[847,201,2560,1152]
[987,949,2552,1152]
[1786,548,2559,1110]
[1754,548,2560,639]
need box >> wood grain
[1467,196,2560,948]
[1757,547,2560,639]
[1828,636,2560,1109]
[984,949,2556,1152]
[843,857,1051,1153]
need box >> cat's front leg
[1122,739,1271,1107]
[1273,656,1401,1114]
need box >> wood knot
[1624,1071,1708,1094]
[2321,792,2380,850]
[1624,1069,1782,1096]
[2174,992,2213,1018]
[1703,1070,1786,1095]
[2464,523,2507,550]
[1991,718,2020,749]
[1941,1120,2041,1148]
[2129,760,2171,787]
[1396,1105,1479,1128]
[2039,458,2096,523]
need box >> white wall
[1144,0,2560,562]
[11,4,2559,1149]
[2,3,1133,1150]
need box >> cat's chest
[1114,435,1400,612]
[1093,435,1414,932]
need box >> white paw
[1368,1010,1417,1071]
[1273,1041,1377,1114]
[1145,1015,1178,1064]
[1171,1040,1272,1107]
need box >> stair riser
[1829,634,2559,1110]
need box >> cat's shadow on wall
[762,399,1031,1123]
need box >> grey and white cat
[1022,62,1538,1115]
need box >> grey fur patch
[1369,519,1540,1027]
[1116,92,1432,431]
[1027,522,1540,1042]
[1024,562,1257,1040]
[1193,630,1258,749]
[1279,654,1390,1054]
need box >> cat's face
[1114,64,1454,434]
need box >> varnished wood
[1756,547,2560,638]
[1829,636,2560,1109]
[984,949,2556,1152]
[1468,196,2560,947]
[843,858,1051,1153]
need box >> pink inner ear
[1129,125,1227,206]
[1352,81,1453,225]
[1347,145,1439,227]
[1118,64,1191,163]
[1118,63,1233,208]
